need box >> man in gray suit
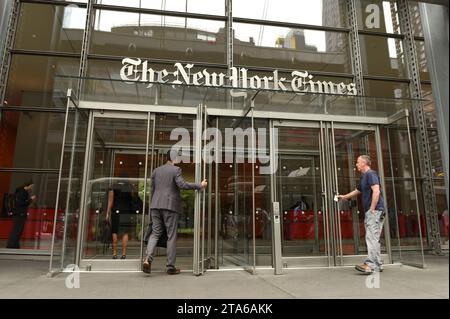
[143,150,207,275]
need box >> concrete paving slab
[0,254,447,299]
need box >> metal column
[270,120,283,275]
[346,0,366,116]
[0,0,19,119]
[398,0,441,254]
[77,0,95,98]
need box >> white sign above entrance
[120,58,357,96]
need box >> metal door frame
[76,110,154,271]
[271,120,391,274]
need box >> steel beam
[398,0,441,254]
[347,0,366,116]
[0,0,20,120]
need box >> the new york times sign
[120,57,357,96]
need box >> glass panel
[385,124,425,266]
[14,3,85,53]
[0,111,65,169]
[252,86,412,119]
[434,179,448,246]
[333,128,387,256]
[356,0,401,34]
[91,9,226,63]
[95,0,225,16]
[51,107,89,271]
[5,54,80,108]
[217,117,255,269]
[0,171,59,250]
[360,35,408,78]
[276,126,325,259]
[415,41,429,81]
[382,128,420,178]
[234,0,347,28]
[83,116,147,261]
[151,114,197,271]
[364,79,410,98]
[389,179,426,263]
[234,23,351,73]
[254,119,272,266]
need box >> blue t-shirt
[356,170,385,212]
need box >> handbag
[143,221,168,248]
[101,220,112,254]
[101,221,112,244]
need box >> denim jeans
[364,210,385,270]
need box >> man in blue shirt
[337,155,385,273]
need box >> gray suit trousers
[146,209,178,269]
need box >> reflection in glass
[5,55,80,108]
[234,0,347,27]
[234,23,351,73]
[91,10,226,63]
[14,3,85,53]
[0,111,65,169]
[360,35,408,78]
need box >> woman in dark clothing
[105,179,140,259]
[6,180,36,249]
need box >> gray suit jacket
[150,163,202,214]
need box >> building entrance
[73,112,391,272]
[77,111,200,271]
[273,121,388,268]
[50,99,425,275]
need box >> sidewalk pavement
[0,254,448,299]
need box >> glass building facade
[0,0,447,274]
